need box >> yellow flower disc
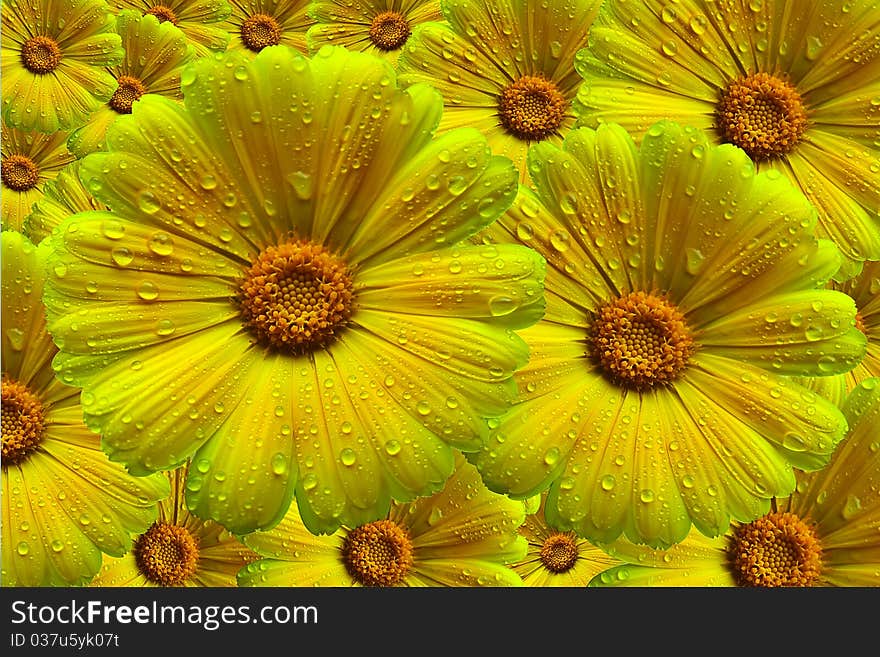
[20,35,62,75]
[728,511,822,587]
[1,154,40,192]
[145,5,179,25]
[240,13,282,52]
[498,75,568,142]
[134,522,200,586]
[342,519,414,587]
[1,376,45,466]
[539,533,579,573]
[109,75,148,115]
[716,72,808,161]
[368,11,411,51]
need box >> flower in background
[473,121,865,549]
[1,0,123,133]
[398,0,602,182]
[109,0,231,56]
[576,0,880,279]
[239,455,526,587]
[308,0,441,67]
[591,377,880,587]
[1,231,168,587]
[67,12,196,158]
[43,46,544,537]
[1,121,76,232]
[91,466,258,587]
[834,260,880,390]
[224,0,312,54]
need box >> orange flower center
[591,291,695,390]
[20,35,62,74]
[540,533,579,573]
[145,5,179,24]
[241,13,282,52]
[2,376,45,467]
[109,75,147,114]
[498,75,567,142]
[134,522,199,586]
[728,511,823,587]
[1,155,40,192]
[855,311,867,335]
[368,11,411,51]
[716,72,808,160]
[342,519,414,587]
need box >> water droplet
[340,448,357,466]
[137,280,159,301]
[384,439,401,456]
[148,232,173,256]
[112,247,134,267]
[271,453,288,475]
[600,474,615,491]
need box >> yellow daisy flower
[43,46,544,536]
[67,11,196,158]
[835,260,880,390]
[591,377,880,587]
[473,121,866,549]
[576,0,880,278]
[109,0,232,57]
[397,0,602,182]
[90,466,259,586]
[513,494,620,586]
[1,0,123,133]
[1,121,75,232]
[239,454,526,587]
[308,0,441,67]
[1,231,168,587]
[224,0,312,54]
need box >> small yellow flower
[109,0,232,56]
[224,0,312,54]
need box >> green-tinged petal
[24,161,107,244]
[238,556,351,587]
[590,562,734,587]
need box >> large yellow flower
[1,0,123,133]
[91,466,259,587]
[308,0,441,67]
[43,46,544,536]
[397,0,602,182]
[591,377,880,587]
[109,0,232,57]
[239,454,526,587]
[1,121,75,232]
[472,121,866,549]
[1,231,168,587]
[224,0,312,54]
[575,0,880,278]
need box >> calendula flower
[1,121,75,232]
[90,466,258,587]
[68,11,196,158]
[1,231,168,587]
[512,494,620,586]
[109,0,231,56]
[397,0,602,182]
[591,377,880,587]
[238,454,526,587]
[473,121,866,549]
[576,0,880,278]
[43,46,544,536]
[224,0,312,54]
[1,0,123,133]
[308,0,441,67]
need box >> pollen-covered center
[20,36,62,74]
[146,5,179,24]
[498,75,567,142]
[342,519,414,587]
[855,311,867,335]
[109,75,147,114]
[540,533,579,573]
[241,13,282,51]
[368,11,411,51]
[591,291,695,390]
[238,239,354,354]
[134,522,199,586]
[716,72,808,160]
[1,155,40,192]
[728,511,823,587]
[2,376,46,467]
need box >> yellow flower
[68,11,196,158]
[308,0,441,67]
[1,231,168,587]
[473,121,866,549]
[576,0,880,278]
[224,0,313,54]
[513,495,620,586]
[108,0,232,56]
[43,46,544,536]
[592,377,880,587]
[239,454,526,587]
[90,466,259,586]
[1,0,123,133]
[1,121,76,232]
[397,0,602,182]
[835,260,880,390]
